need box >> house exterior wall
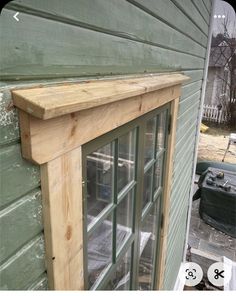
[0,0,212,290]
[205,67,227,105]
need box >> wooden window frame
[82,105,168,290]
[12,74,189,290]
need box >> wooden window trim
[12,74,189,290]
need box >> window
[83,105,169,290]
[13,73,188,290]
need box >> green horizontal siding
[0,0,212,290]
[172,0,209,34]
[27,273,48,290]
[0,9,204,80]
[163,2,212,289]
[129,0,208,46]
[7,0,206,58]
[192,0,211,23]
[0,189,43,264]
[0,235,46,290]
[0,144,40,208]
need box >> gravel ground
[198,131,236,164]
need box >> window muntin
[104,248,132,290]
[138,198,161,290]
[83,105,169,290]
[142,167,153,211]
[117,130,136,194]
[87,213,113,289]
[153,155,164,194]
[156,110,167,152]
[116,189,134,253]
[144,117,156,166]
[86,142,114,228]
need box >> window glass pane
[104,248,132,290]
[117,190,133,252]
[86,142,114,227]
[153,156,164,193]
[142,167,153,210]
[144,117,156,165]
[156,111,167,152]
[138,200,160,290]
[117,130,136,193]
[87,214,113,289]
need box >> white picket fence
[202,104,228,123]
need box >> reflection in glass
[156,111,167,152]
[144,117,156,165]
[87,215,113,289]
[138,200,160,290]
[153,156,163,193]
[86,143,114,227]
[104,248,132,290]
[142,167,153,210]
[117,130,136,193]
[116,190,133,252]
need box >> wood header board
[12,74,188,120]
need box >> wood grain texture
[40,147,84,290]
[156,97,179,289]
[18,85,181,164]
[12,74,189,119]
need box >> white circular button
[179,262,203,287]
[207,262,231,287]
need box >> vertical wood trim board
[40,147,84,290]
[156,97,179,289]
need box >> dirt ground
[198,125,236,164]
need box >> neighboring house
[205,39,236,108]
[0,0,213,291]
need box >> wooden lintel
[12,74,189,120]
[18,85,181,164]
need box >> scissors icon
[214,268,224,279]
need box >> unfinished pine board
[40,146,84,290]
[156,97,179,289]
[12,74,188,119]
[17,85,181,164]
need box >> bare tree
[213,13,236,127]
